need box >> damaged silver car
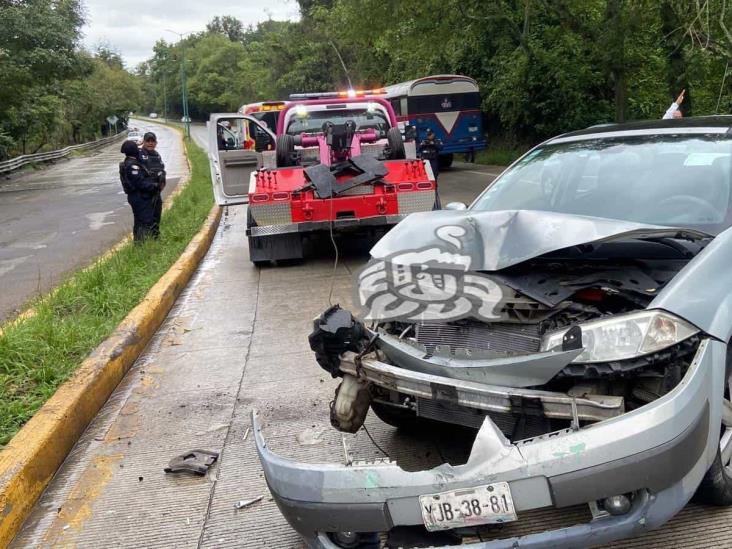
[254,117,732,547]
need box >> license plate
[419,482,517,531]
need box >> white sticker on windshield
[683,153,728,166]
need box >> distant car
[181,116,191,123]
[149,113,158,119]
[127,130,144,146]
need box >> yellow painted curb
[0,202,223,547]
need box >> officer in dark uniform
[120,140,161,242]
[137,132,166,239]
[419,129,443,180]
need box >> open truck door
[208,113,275,206]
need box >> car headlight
[540,310,699,363]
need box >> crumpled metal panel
[250,202,293,226]
[370,209,710,271]
[397,190,436,214]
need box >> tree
[207,15,246,43]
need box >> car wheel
[438,153,454,169]
[386,127,406,160]
[276,134,295,167]
[370,401,432,431]
[697,345,732,505]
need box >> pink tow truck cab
[208,95,439,265]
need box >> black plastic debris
[309,305,366,377]
[164,449,219,476]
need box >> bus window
[390,98,402,117]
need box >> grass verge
[0,136,213,447]
[474,144,528,166]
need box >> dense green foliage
[0,0,142,159]
[143,0,731,146]
[0,135,214,446]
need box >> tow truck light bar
[289,88,386,100]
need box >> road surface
[0,120,186,322]
[10,138,729,548]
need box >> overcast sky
[81,0,300,69]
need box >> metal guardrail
[0,131,128,174]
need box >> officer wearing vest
[119,139,161,242]
[137,131,166,239]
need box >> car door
[208,113,276,206]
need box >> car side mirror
[444,202,467,211]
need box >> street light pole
[165,29,191,138]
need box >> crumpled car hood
[371,209,709,271]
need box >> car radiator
[414,321,543,357]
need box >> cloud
[81,0,301,69]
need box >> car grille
[414,321,542,357]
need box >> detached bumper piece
[253,339,722,548]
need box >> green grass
[474,144,528,166]
[0,136,213,447]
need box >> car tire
[696,345,732,505]
[438,153,454,169]
[370,401,431,431]
[276,134,295,167]
[386,127,406,160]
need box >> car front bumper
[253,338,726,548]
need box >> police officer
[119,140,162,242]
[419,129,443,180]
[137,132,166,238]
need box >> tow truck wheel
[697,345,732,505]
[438,153,454,169]
[386,127,406,160]
[276,134,295,167]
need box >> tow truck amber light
[251,193,269,202]
[272,192,290,201]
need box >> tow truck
[208,94,439,265]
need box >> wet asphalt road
[0,120,187,322]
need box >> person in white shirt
[663,89,685,119]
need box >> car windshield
[128,131,141,138]
[472,134,732,234]
[285,108,390,136]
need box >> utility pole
[165,29,191,138]
[162,72,168,122]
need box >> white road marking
[86,210,116,231]
[0,255,32,277]
[464,170,502,177]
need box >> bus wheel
[438,153,454,169]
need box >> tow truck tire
[276,134,295,167]
[438,153,454,169]
[387,127,406,160]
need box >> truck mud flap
[248,233,303,263]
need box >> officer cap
[120,140,139,156]
[143,132,157,142]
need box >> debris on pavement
[164,449,219,476]
[234,496,263,510]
